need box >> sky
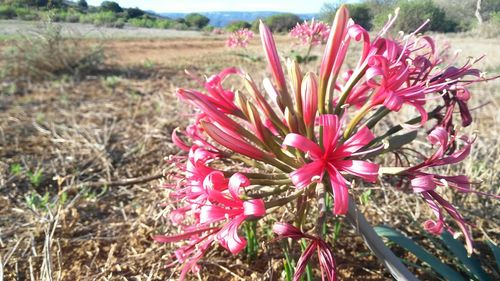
[85,0,334,14]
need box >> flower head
[290,19,330,46]
[283,114,379,214]
[158,5,497,279]
[226,28,254,48]
[273,222,337,281]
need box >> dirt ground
[0,31,499,281]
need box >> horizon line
[154,10,319,14]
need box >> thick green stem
[344,103,372,138]
[345,196,418,281]
[365,107,391,129]
[334,64,368,115]
[265,189,304,211]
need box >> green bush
[100,1,123,13]
[0,5,16,19]
[79,13,94,24]
[49,9,66,22]
[263,13,301,32]
[155,19,173,29]
[348,3,373,30]
[202,25,215,32]
[14,7,39,20]
[225,20,251,32]
[374,0,459,33]
[185,13,210,29]
[321,3,373,30]
[491,11,500,24]
[77,0,88,11]
[172,22,189,30]
[92,11,118,27]
[126,7,144,19]
[129,17,156,28]
[114,18,125,28]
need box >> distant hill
[159,11,317,27]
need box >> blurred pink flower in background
[290,19,330,45]
[226,28,254,48]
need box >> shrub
[155,19,173,29]
[185,13,210,29]
[113,18,125,28]
[126,7,144,19]
[77,0,88,10]
[100,1,123,13]
[491,11,500,24]
[92,11,118,27]
[373,0,459,33]
[172,22,189,30]
[129,17,156,28]
[225,20,251,32]
[348,3,373,30]
[0,5,16,19]
[14,7,39,21]
[321,2,373,30]
[263,13,301,32]
[78,13,94,24]
[202,25,215,32]
[0,23,105,83]
[49,9,66,22]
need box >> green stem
[368,105,444,147]
[343,103,372,138]
[265,189,304,210]
[246,185,291,199]
[249,178,292,186]
[334,64,368,115]
[365,107,391,129]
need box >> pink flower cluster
[157,6,498,280]
[225,28,254,48]
[290,19,330,45]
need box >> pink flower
[154,227,218,280]
[201,173,266,254]
[226,28,254,48]
[283,114,379,214]
[273,222,337,281]
[401,127,499,254]
[290,19,330,46]
[156,173,265,279]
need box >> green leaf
[283,247,295,281]
[375,225,465,281]
[441,231,491,281]
[10,163,22,175]
[486,240,500,272]
[387,130,418,150]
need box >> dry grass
[0,32,499,280]
[0,23,105,92]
